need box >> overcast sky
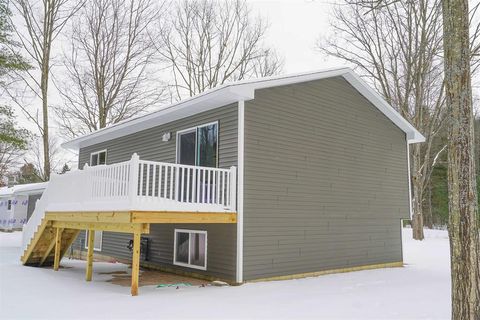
[247,0,343,73]
[10,0,346,168]
[9,0,479,169]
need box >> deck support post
[131,231,141,296]
[86,229,95,281]
[53,228,63,271]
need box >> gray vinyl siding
[78,103,237,167]
[147,224,236,279]
[73,104,238,280]
[72,224,237,280]
[242,76,409,280]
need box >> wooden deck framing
[22,210,236,296]
[45,210,237,224]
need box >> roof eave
[407,132,426,144]
[62,87,254,150]
[341,72,425,145]
[62,67,425,150]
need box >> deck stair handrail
[21,154,237,253]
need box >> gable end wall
[243,76,410,280]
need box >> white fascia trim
[62,67,424,150]
[234,67,351,92]
[61,68,349,151]
[236,100,245,283]
[62,88,254,150]
[341,72,425,144]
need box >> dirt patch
[101,268,208,288]
[99,270,127,275]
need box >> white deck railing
[22,154,237,252]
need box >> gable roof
[62,67,425,150]
[0,182,48,198]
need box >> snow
[0,228,451,319]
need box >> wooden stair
[21,219,80,266]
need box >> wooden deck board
[131,211,237,224]
[51,221,150,234]
[46,210,237,224]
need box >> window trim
[84,230,103,252]
[173,229,208,270]
[89,149,108,166]
[175,121,219,168]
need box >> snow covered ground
[0,228,450,319]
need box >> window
[178,129,197,165]
[173,229,207,270]
[7,200,11,211]
[85,230,103,251]
[176,122,218,168]
[90,150,107,166]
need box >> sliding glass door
[177,122,218,167]
[178,129,196,166]
[177,122,218,202]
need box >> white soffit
[62,67,424,150]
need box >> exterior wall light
[162,132,171,142]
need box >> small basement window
[173,229,207,270]
[90,150,107,166]
[85,230,103,251]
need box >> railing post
[175,166,180,201]
[230,166,237,211]
[82,164,90,204]
[129,153,140,207]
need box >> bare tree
[442,0,480,317]
[318,0,446,240]
[55,0,165,138]
[156,0,283,100]
[25,135,62,182]
[8,0,83,180]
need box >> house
[20,67,424,295]
[0,182,48,231]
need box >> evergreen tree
[59,163,70,175]
[0,0,29,83]
[0,105,30,186]
[15,163,42,184]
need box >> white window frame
[90,149,107,166]
[84,230,103,252]
[175,121,219,167]
[173,229,208,270]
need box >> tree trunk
[423,181,433,229]
[41,61,50,181]
[442,0,480,318]
[411,146,425,240]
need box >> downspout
[406,141,413,219]
[236,100,245,283]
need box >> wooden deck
[21,210,237,296]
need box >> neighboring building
[20,68,424,295]
[0,182,48,231]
